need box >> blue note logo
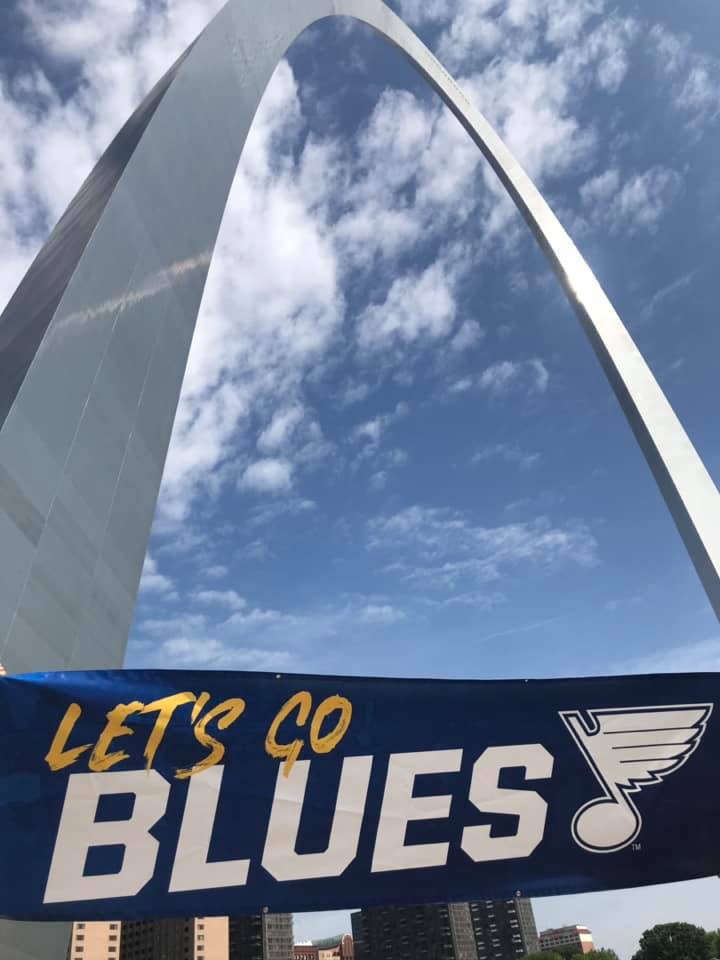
[561,704,712,853]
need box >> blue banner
[0,669,718,920]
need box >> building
[69,921,121,960]
[351,912,365,960]
[470,899,540,959]
[229,913,294,960]
[120,919,194,959]
[540,926,594,955]
[351,904,459,960]
[311,935,354,960]
[71,918,228,960]
[351,900,538,960]
[294,947,319,960]
[350,904,475,960]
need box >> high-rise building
[516,901,540,956]
[196,917,230,960]
[350,904,463,960]
[540,926,594,955]
[470,899,540,959]
[350,900,538,960]
[229,913,294,960]
[69,921,121,960]
[71,918,228,960]
[351,911,365,960]
[120,918,194,959]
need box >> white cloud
[640,270,697,324]
[248,497,316,528]
[159,636,292,671]
[358,604,406,624]
[240,458,294,494]
[258,405,306,454]
[370,471,387,491]
[426,590,505,609]
[448,320,484,352]
[650,24,720,127]
[579,168,620,207]
[142,612,208,636]
[398,0,459,26]
[357,260,457,351]
[369,505,597,589]
[478,358,549,396]
[225,607,295,629]
[473,442,541,469]
[350,401,409,447]
[193,589,247,612]
[448,377,474,395]
[580,165,683,234]
[139,552,174,596]
[618,636,720,675]
[333,87,480,275]
[157,57,343,524]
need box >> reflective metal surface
[1,0,718,955]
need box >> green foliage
[633,922,710,960]
[707,929,720,959]
[525,946,620,960]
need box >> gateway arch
[0,0,718,956]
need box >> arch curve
[0,2,718,684]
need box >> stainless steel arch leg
[1,0,718,955]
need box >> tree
[633,923,710,960]
[525,954,563,960]
[706,929,720,958]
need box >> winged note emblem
[561,704,712,852]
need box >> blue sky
[1,0,720,955]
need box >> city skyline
[0,0,719,957]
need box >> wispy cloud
[640,270,698,324]
[193,590,247,612]
[350,402,409,447]
[369,505,597,590]
[240,458,294,494]
[358,604,406,624]
[357,261,457,353]
[580,166,682,234]
[478,359,549,396]
[649,24,720,128]
[159,637,293,671]
[139,553,176,598]
[473,442,541,470]
[617,636,720,675]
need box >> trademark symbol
[632,843,642,852]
